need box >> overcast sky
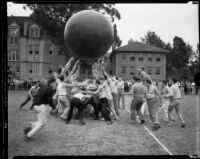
[7,2,199,50]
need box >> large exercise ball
[64,10,114,60]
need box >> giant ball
[64,10,114,60]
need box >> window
[156,58,161,62]
[9,50,19,61]
[35,28,39,37]
[16,66,20,73]
[130,57,135,61]
[121,66,126,74]
[9,27,20,36]
[139,57,144,61]
[156,67,161,76]
[147,67,152,75]
[148,57,152,61]
[130,66,135,75]
[122,55,127,60]
[8,52,11,61]
[58,48,63,55]
[35,44,39,54]
[10,36,18,44]
[29,45,33,54]
[29,27,40,37]
[49,51,53,55]
[29,63,33,74]
[49,70,52,74]
[30,28,34,37]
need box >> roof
[115,41,169,53]
[7,16,33,26]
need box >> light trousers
[117,89,125,109]
[27,104,52,138]
[58,96,70,118]
[146,97,160,125]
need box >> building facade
[105,40,169,81]
[7,16,67,81]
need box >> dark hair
[104,74,108,80]
[96,80,101,84]
[162,80,167,85]
[140,67,144,71]
[58,74,65,81]
[146,79,152,84]
[57,68,62,74]
[171,78,177,83]
[81,87,86,91]
[132,76,139,82]
[47,76,56,85]
[65,70,69,77]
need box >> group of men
[126,69,185,131]
[19,57,185,141]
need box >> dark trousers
[94,97,111,122]
[66,96,97,123]
[19,94,35,109]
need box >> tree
[141,31,166,48]
[171,36,191,76]
[188,43,200,77]
[23,4,121,54]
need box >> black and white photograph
[4,1,200,158]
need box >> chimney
[24,22,28,36]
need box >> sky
[7,2,199,50]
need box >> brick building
[7,16,67,81]
[105,39,169,81]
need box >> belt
[173,98,181,100]
[146,96,156,101]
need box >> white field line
[125,107,173,155]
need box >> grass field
[7,91,199,158]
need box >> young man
[23,76,57,141]
[160,80,174,122]
[138,67,152,83]
[117,76,125,109]
[86,79,113,125]
[18,81,40,110]
[145,79,162,130]
[125,76,146,124]
[165,78,185,127]
[65,88,96,125]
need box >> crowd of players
[19,57,188,141]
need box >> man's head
[138,67,144,73]
[170,78,177,85]
[146,79,152,87]
[118,76,122,81]
[47,76,56,89]
[161,80,167,87]
[58,74,65,82]
[132,76,139,84]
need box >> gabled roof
[115,41,169,53]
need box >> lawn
[7,91,199,158]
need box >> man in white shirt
[160,80,174,122]
[165,78,185,127]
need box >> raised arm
[61,57,75,75]
[64,60,80,82]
